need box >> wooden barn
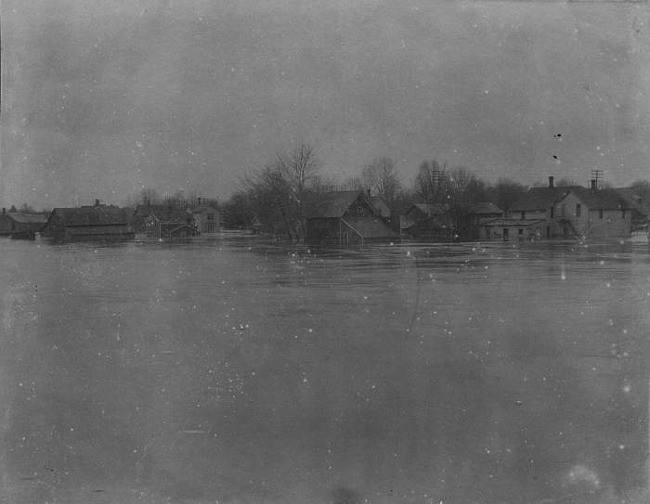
[40,204,134,242]
[306,191,398,245]
[0,208,49,239]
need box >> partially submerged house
[400,203,453,241]
[306,191,398,245]
[478,217,547,241]
[555,186,633,239]
[0,208,49,238]
[132,204,198,239]
[479,177,636,241]
[40,203,134,241]
[468,202,503,240]
[615,187,650,239]
[192,204,221,234]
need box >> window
[576,204,581,218]
[518,229,523,235]
[521,211,526,220]
[599,209,603,219]
[550,206,554,218]
[622,209,626,219]
[357,206,364,216]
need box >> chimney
[548,176,554,189]
[95,199,100,207]
[2,208,5,215]
[590,179,597,192]
[367,187,371,198]
[197,197,202,207]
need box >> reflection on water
[1,235,649,503]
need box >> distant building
[614,187,649,238]
[306,191,398,245]
[468,202,503,240]
[400,203,453,241]
[0,208,48,238]
[41,202,133,241]
[555,187,632,239]
[192,204,221,234]
[479,176,635,241]
[132,204,198,239]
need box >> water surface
[1,235,649,503]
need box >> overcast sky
[1,0,649,208]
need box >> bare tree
[414,159,446,204]
[488,178,528,214]
[276,144,319,202]
[361,157,404,212]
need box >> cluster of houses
[0,199,222,242]
[1,177,648,245]
[475,176,649,242]
[303,176,649,245]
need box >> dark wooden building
[40,204,134,241]
[400,203,453,241]
[306,191,398,245]
[0,209,49,238]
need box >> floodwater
[1,234,649,504]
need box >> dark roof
[50,206,129,226]
[4,212,49,224]
[614,188,650,216]
[407,203,448,217]
[566,187,631,210]
[511,186,579,212]
[308,191,367,219]
[469,202,502,215]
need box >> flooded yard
[1,234,649,503]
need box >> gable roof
[511,186,579,212]
[406,203,448,217]
[469,202,502,215]
[614,188,650,216]
[308,191,369,219]
[3,212,49,224]
[564,187,631,211]
[50,206,129,226]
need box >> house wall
[0,215,15,235]
[306,218,340,244]
[65,225,133,240]
[342,196,374,219]
[194,208,221,233]
[515,209,546,220]
[560,193,631,238]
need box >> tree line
[218,143,650,241]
